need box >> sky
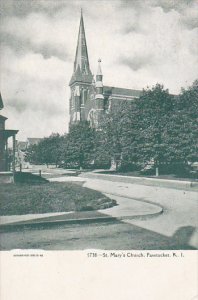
[0,0,198,141]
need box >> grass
[0,182,116,216]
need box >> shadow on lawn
[14,172,48,184]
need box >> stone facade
[69,12,142,129]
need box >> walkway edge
[80,172,198,190]
[0,206,163,229]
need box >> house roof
[103,86,142,98]
[27,138,42,145]
[0,115,8,120]
[0,129,18,139]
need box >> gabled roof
[103,86,142,98]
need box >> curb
[0,205,163,229]
[80,173,198,190]
[0,216,116,230]
[118,207,163,221]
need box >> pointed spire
[96,58,103,83]
[97,58,102,76]
[95,59,104,99]
[70,11,93,85]
[74,10,90,74]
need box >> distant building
[17,141,28,151]
[69,11,142,128]
[15,138,43,169]
[0,93,18,173]
[27,138,42,147]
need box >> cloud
[150,0,195,12]
[150,0,198,30]
[119,55,154,71]
[0,0,69,17]
[1,46,70,139]
[1,13,75,60]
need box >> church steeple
[95,59,104,97]
[70,10,93,86]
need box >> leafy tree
[98,101,128,170]
[25,144,40,164]
[164,80,198,170]
[93,124,112,169]
[97,100,140,171]
[25,133,63,166]
[61,121,95,169]
[25,81,198,177]
[119,100,141,170]
[135,84,174,174]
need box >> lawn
[0,182,116,216]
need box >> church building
[69,11,142,128]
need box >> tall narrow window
[83,89,87,104]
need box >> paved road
[0,173,197,250]
[50,174,198,248]
[0,218,196,250]
[82,177,198,249]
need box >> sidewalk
[0,179,162,227]
[79,172,198,190]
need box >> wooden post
[155,167,159,177]
[5,139,8,171]
[12,134,16,174]
[39,170,41,177]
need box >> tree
[25,144,40,164]
[61,121,95,169]
[164,80,198,171]
[98,101,130,170]
[135,84,174,174]
[96,100,140,171]
[25,133,63,166]
[92,128,111,169]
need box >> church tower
[69,10,93,124]
[94,59,104,128]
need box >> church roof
[103,86,142,98]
